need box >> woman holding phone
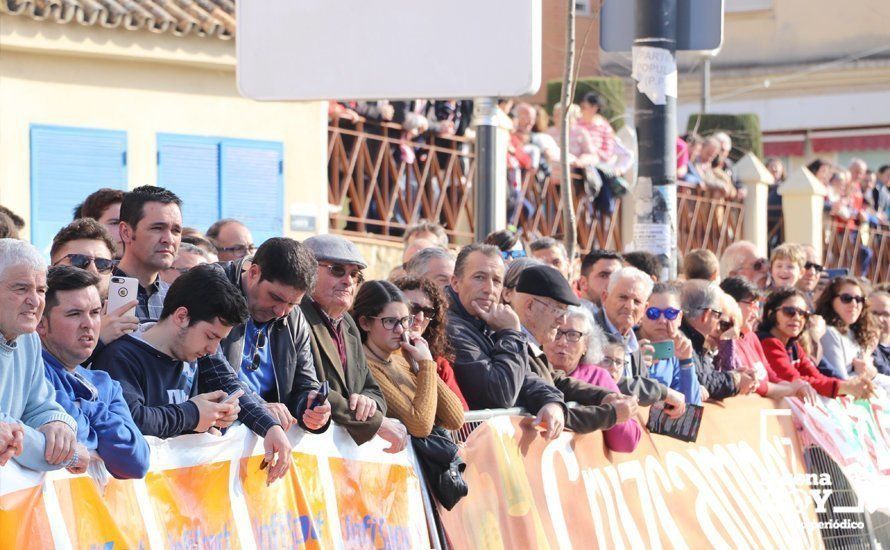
[814,277,879,380]
[351,280,464,437]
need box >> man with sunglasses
[795,244,822,306]
[218,238,331,434]
[206,219,256,263]
[720,241,769,290]
[635,283,703,405]
[51,219,138,347]
[301,235,395,447]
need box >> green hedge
[546,77,627,131]
[686,113,763,160]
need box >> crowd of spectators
[1,185,888,513]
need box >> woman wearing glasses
[758,288,874,399]
[351,281,464,437]
[394,276,469,410]
[543,307,640,453]
[814,277,880,382]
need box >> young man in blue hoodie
[93,263,294,484]
[38,266,150,479]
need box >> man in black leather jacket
[218,237,331,434]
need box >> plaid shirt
[198,351,279,437]
[112,267,168,323]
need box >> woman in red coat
[758,288,873,399]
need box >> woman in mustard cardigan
[351,280,464,437]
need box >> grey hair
[405,246,454,277]
[177,242,213,262]
[719,240,756,278]
[564,305,608,365]
[529,237,567,257]
[681,279,723,318]
[606,266,654,296]
[0,238,46,279]
[504,257,543,289]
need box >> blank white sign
[237,0,541,101]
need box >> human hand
[400,335,434,362]
[380,104,395,121]
[377,418,408,454]
[673,334,693,361]
[533,403,566,440]
[265,402,297,430]
[790,380,819,406]
[472,302,521,332]
[737,370,757,395]
[261,425,292,485]
[215,398,241,430]
[612,395,639,424]
[841,376,876,400]
[662,389,686,419]
[639,339,655,369]
[302,391,331,431]
[99,300,139,344]
[0,422,24,466]
[809,315,827,341]
[38,421,76,465]
[65,443,91,474]
[349,393,378,422]
[190,390,236,433]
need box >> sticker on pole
[631,46,678,105]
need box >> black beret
[516,265,581,306]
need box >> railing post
[736,153,775,258]
[778,167,828,259]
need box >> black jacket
[444,287,565,414]
[593,309,668,405]
[218,259,325,433]
[680,319,739,400]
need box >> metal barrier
[448,407,528,444]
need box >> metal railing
[676,182,745,257]
[823,217,890,283]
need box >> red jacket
[759,335,840,398]
[435,356,469,411]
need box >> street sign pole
[632,0,679,279]
[473,98,508,242]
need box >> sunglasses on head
[779,306,810,319]
[54,254,117,273]
[838,293,865,305]
[409,302,436,319]
[245,330,267,372]
[646,307,681,321]
[501,249,527,260]
[319,263,365,284]
[804,261,824,272]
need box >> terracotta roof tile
[1,0,236,39]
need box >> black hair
[580,249,623,277]
[623,251,661,279]
[76,188,124,221]
[759,287,808,336]
[350,280,408,342]
[161,263,247,327]
[581,92,602,107]
[119,185,182,229]
[484,229,519,252]
[252,237,317,293]
[45,266,100,314]
[720,276,760,303]
[813,276,878,349]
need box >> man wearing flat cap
[511,265,639,434]
[300,235,403,450]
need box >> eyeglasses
[701,307,723,317]
[245,330,267,372]
[409,302,436,319]
[219,244,256,257]
[645,307,681,321]
[54,254,117,273]
[779,306,810,319]
[872,311,890,319]
[372,315,415,331]
[554,329,584,343]
[738,298,762,307]
[164,267,191,275]
[838,293,865,305]
[501,249,527,260]
[746,258,768,271]
[718,318,735,333]
[600,357,624,368]
[319,263,365,284]
[804,262,824,273]
[532,297,568,317]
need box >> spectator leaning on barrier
[75,188,125,258]
[92,265,294,484]
[543,306,641,453]
[300,235,399,448]
[404,247,455,291]
[217,238,331,434]
[679,280,754,400]
[795,244,822,307]
[528,237,571,280]
[445,244,567,440]
[394,276,469,410]
[114,186,182,323]
[352,280,464,439]
[159,242,212,286]
[815,277,880,381]
[0,239,80,472]
[595,267,686,413]
[720,241,769,290]
[577,249,624,317]
[634,282,703,406]
[38,266,149,479]
[207,219,255,263]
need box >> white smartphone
[107,276,139,318]
[222,389,245,404]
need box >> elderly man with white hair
[0,239,84,472]
[594,266,686,415]
[404,246,455,290]
[720,240,769,290]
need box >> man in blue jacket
[38,266,150,479]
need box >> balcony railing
[676,183,745,257]
[823,218,890,283]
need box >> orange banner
[440,396,823,548]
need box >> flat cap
[303,234,367,269]
[516,265,581,306]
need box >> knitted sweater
[365,349,464,438]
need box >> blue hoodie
[43,350,150,479]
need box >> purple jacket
[569,364,642,453]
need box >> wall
[0,15,328,240]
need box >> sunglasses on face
[372,315,415,331]
[748,258,768,271]
[645,307,681,321]
[501,249,527,260]
[554,329,584,343]
[838,293,865,305]
[779,306,810,320]
[718,318,735,333]
[409,302,436,319]
[804,262,824,272]
[319,263,365,284]
[54,254,117,273]
[245,330,267,372]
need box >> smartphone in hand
[107,276,138,318]
[651,340,675,360]
[311,381,329,408]
[222,389,245,404]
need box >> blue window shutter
[220,139,284,245]
[156,134,221,233]
[30,125,127,255]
